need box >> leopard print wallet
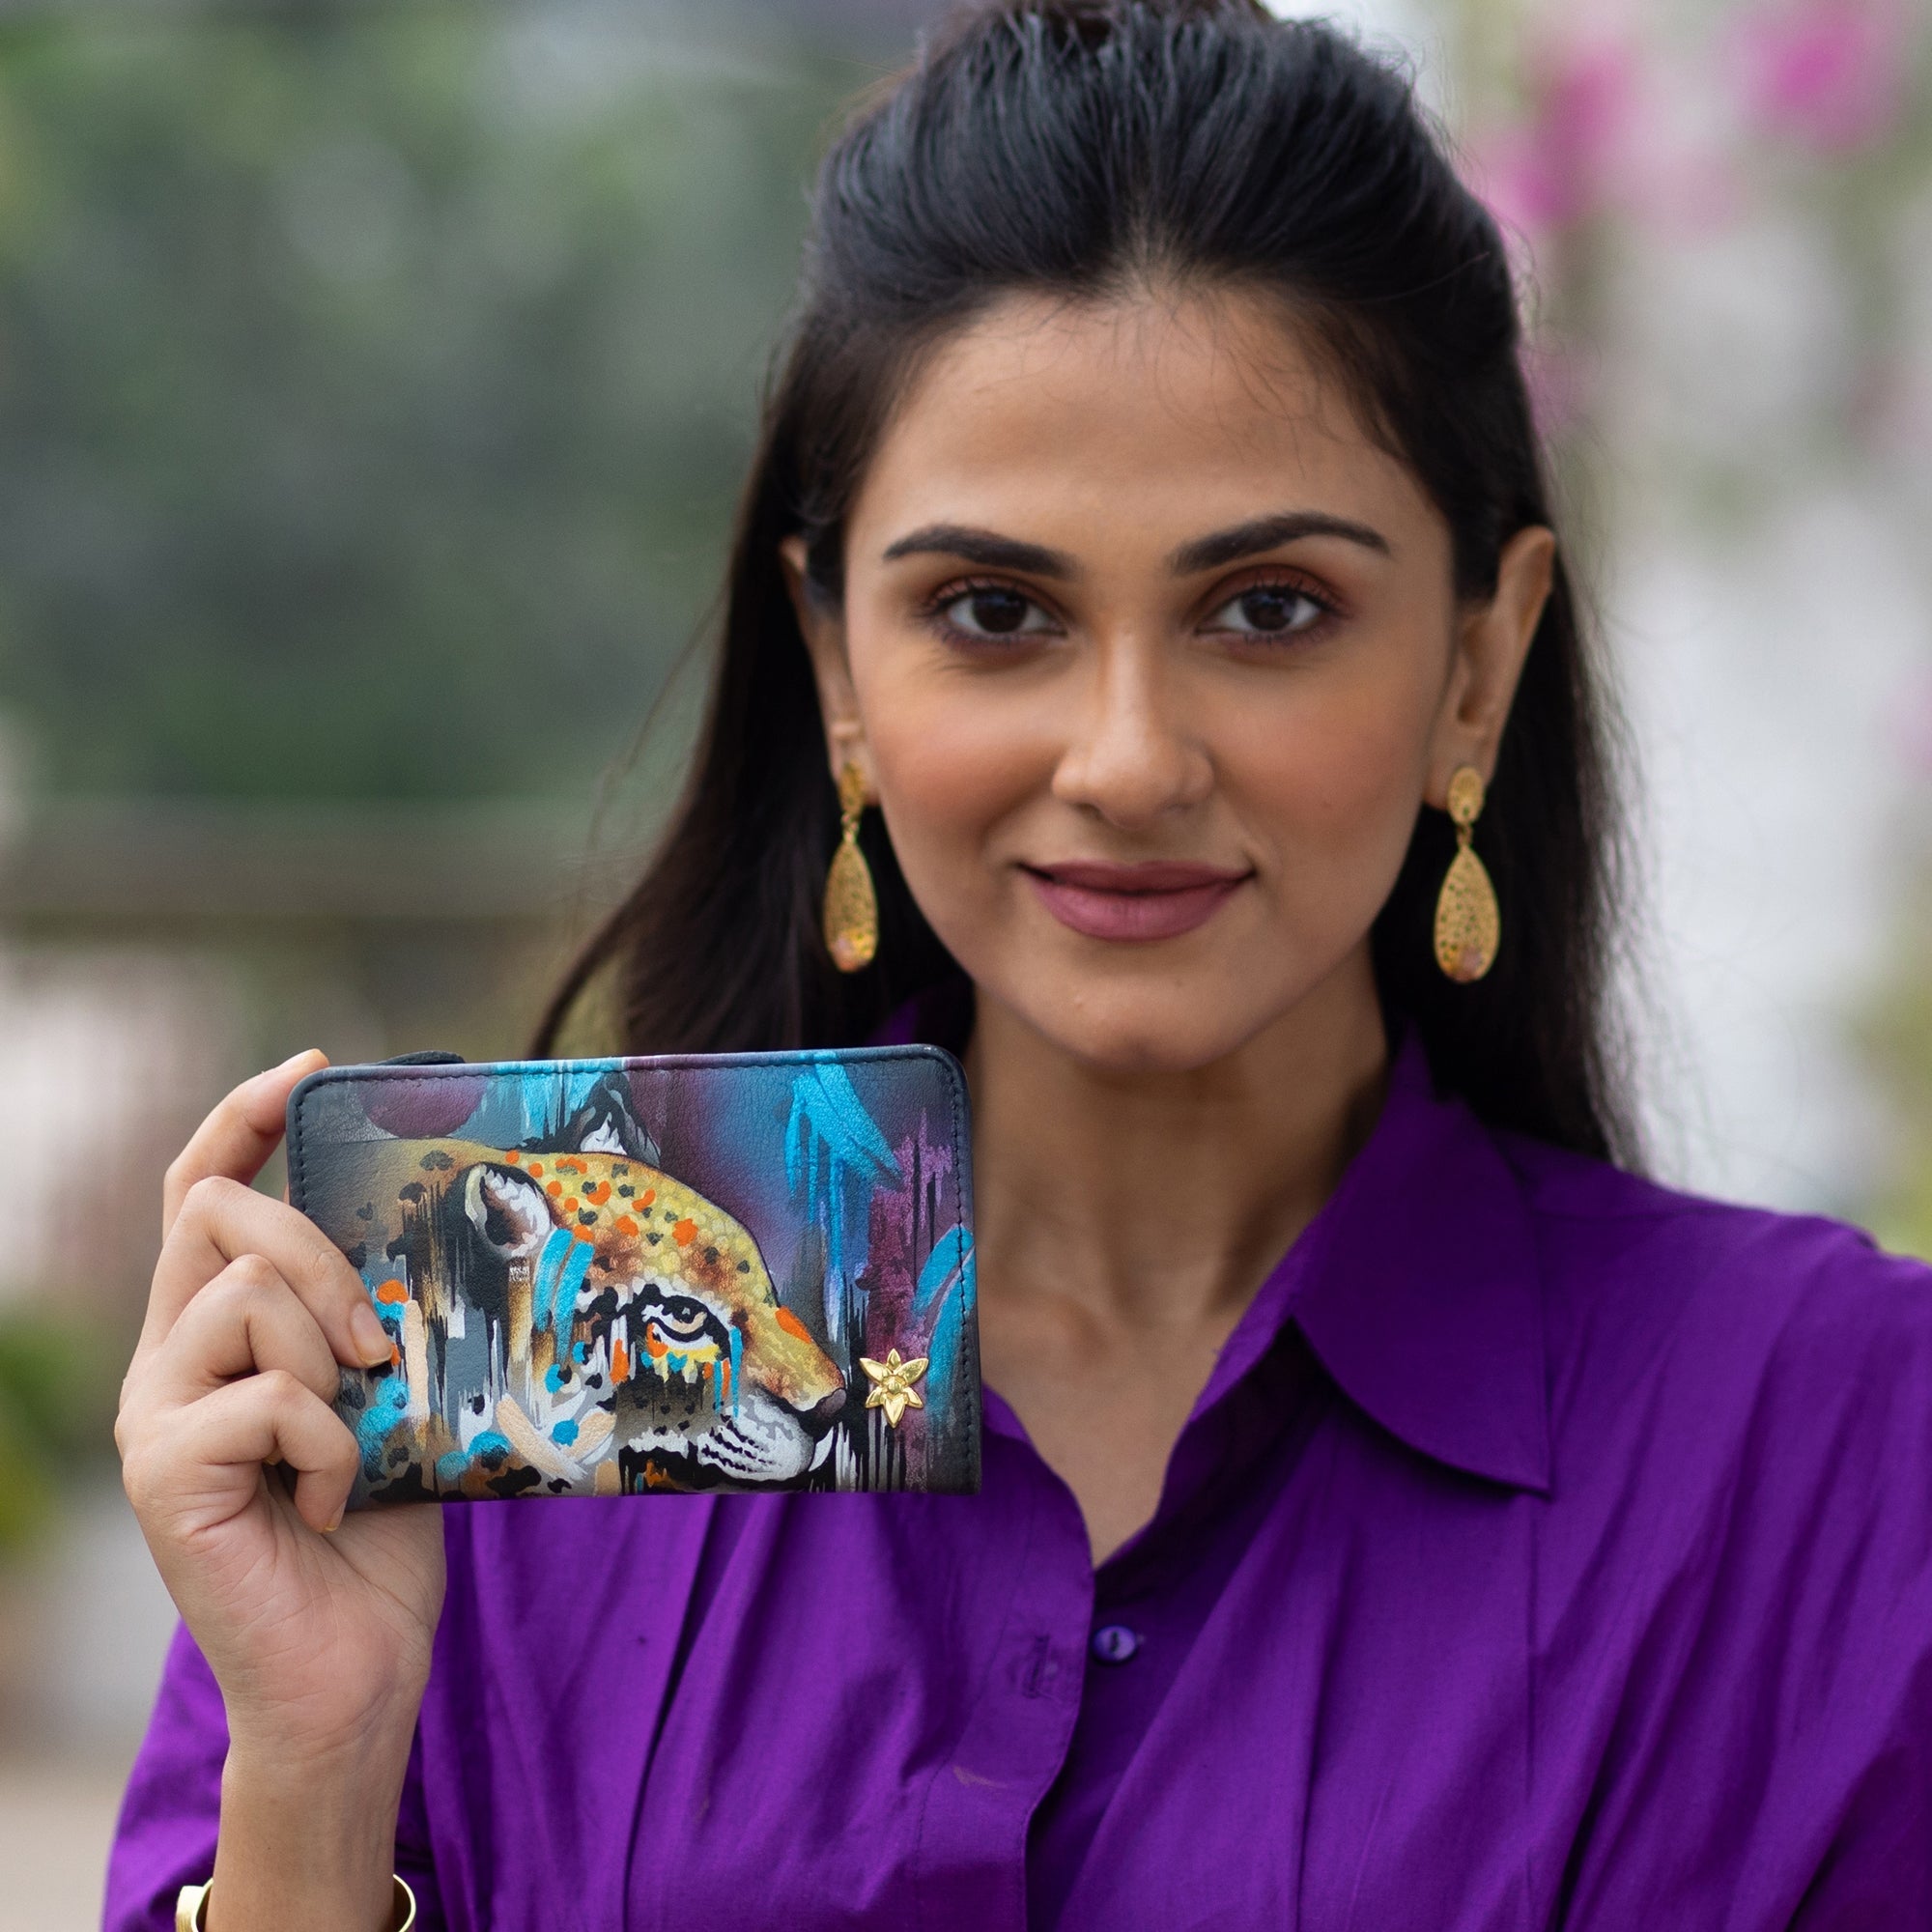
[286,1046,978,1502]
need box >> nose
[1051,636,1211,829]
[796,1386,847,1438]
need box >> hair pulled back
[539,0,1634,1163]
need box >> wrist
[220,1654,429,1785]
[210,1732,413,1932]
[220,1721,414,1844]
[222,1698,422,1787]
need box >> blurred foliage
[1457,0,1932,470]
[0,5,857,803]
[0,1308,119,1557]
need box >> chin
[1017,980,1275,1075]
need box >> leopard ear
[558,1072,660,1163]
[464,1163,555,1259]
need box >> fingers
[142,1257,347,1410]
[143,1176,390,1373]
[162,1050,328,1238]
[130,1047,380,1543]
[128,1370,361,1537]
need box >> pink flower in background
[1735,0,1917,154]
[1473,33,1643,240]
[1467,22,1740,254]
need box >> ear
[1425,526,1556,806]
[464,1163,555,1260]
[779,531,874,792]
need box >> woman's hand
[117,1051,445,1931]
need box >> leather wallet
[286,1046,978,1502]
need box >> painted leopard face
[462,1151,847,1489]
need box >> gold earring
[823,760,879,973]
[1433,765,1500,982]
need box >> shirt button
[1091,1623,1142,1664]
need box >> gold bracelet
[174,1874,415,1932]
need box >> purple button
[1091,1623,1142,1664]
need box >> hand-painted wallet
[286,1046,977,1504]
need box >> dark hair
[537,0,1635,1164]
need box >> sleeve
[102,1620,447,1932]
[1555,1225,1932,1928]
[102,1622,224,1932]
[1779,1246,1932,1926]
[1790,1706,1932,1929]
[394,1723,448,1932]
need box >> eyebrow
[879,524,1076,578]
[1168,512,1390,575]
[878,511,1390,581]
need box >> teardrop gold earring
[823,760,879,973]
[1433,765,1500,982]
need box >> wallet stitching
[287,1089,310,1215]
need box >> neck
[962,954,1389,1335]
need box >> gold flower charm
[859,1348,928,1428]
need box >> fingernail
[352,1301,391,1365]
[322,1505,344,1534]
[249,1049,321,1091]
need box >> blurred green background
[0,8,847,804]
[0,6,887,1075]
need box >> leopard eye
[650,1295,713,1343]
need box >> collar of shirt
[872,978,1551,1500]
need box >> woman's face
[786,288,1552,1074]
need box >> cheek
[848,645,1052,898]
[1147,596,1440,919]
[1226,660,1436,873]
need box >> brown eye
[937,584,1057,639]
[1205,581,1330,638]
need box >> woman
[106,3,1932,1926]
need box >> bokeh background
[1,0,1928,1920]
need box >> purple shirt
[106,1034,1932,1928]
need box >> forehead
[848,286,1442,571]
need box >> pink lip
[1022,860,1252,942]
